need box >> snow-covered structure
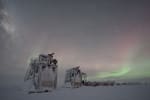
[64,66,87,88]
[24,53,58,92]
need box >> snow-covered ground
[0,85,150,100]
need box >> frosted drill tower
[24,53,58,93]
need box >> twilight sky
[0,0,150,86]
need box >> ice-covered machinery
[64,66,87,88]
[24,53,58,93]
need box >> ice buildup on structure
[24,53,58,93]
[65,66,87,88]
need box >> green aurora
[87,61,150,81]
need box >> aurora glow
[88,66,131,80]
[100,66,131,77]
[87,35,141,80]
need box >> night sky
[0,0,150,86]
